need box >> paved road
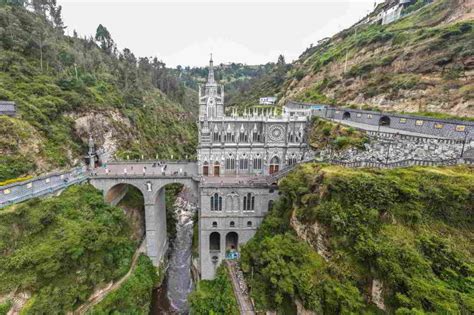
[332,119,447,138]
[226,260,255,315]
[0,168,86,209]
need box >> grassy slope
[309,117,369,151]
[0,4,197,182]
[188,264,239,315]
[0,184,150,314]
[89,254,160,315]
[282,0,473,116]
[241,164,473,314]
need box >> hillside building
[197,57,311,279]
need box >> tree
[95,24,114,54]
[277,54,286,66]
[31,25,49,72]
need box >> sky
[58,0,378,67]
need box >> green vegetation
[164,183,183,240]
[309,117,369,150]
[241,164,474,313]
[0,184,139,314]
[188,265,239,315]
[0,3,197,181]
[277,0,473,116]
[90,254,159,315]
[0,300,11,315]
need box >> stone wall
[320,133,471,163]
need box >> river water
[151,188,197,314]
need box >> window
[225,158,235,170]
[210,193,222,211]
[243,193,255,211]
[252,132,260,142]
[239,158,248,170]
[213,132,220,141]
[288,156,298,166]
[367,114,373,119]
[210,232,220,251]
[415,120,424,126]
[400,118,407,124]
[230,221,235,227]
[456,125,466,132]
[247,221,252,227]
[3,189,10,195]
[253,158,262,170]
[239,132,248,142]
[212,221,218,228]
[434,123,444,129]
[356,113,362,118]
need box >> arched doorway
[342,112,351,120]
[210,232,221,251]
[226,232,238,251]
[269,156,280,174]
[213,161,220,176]
[203,161,209,176]
[379,116,391,126]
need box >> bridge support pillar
[145,187,168,266]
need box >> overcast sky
[58,0,377,67]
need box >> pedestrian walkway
[331,119,448,139]
[226,260,255,315]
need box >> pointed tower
[199,54,224,119]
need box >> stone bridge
[89,161,200,266]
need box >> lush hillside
[0,184,154,314]
[239,0,473,117]
[0,2,197,182]
[173,61,277,108]
[188,265,239,314]
[241,164,473,314]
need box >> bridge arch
[90,175,199,266]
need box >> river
[151,187,197,314]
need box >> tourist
[123,168,127,175]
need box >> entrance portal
[379,116,391,126]
[269,156,280,174]
[225,232,238,250]
[342,112,351,120]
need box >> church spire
[207,53,215,84]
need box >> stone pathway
[73,240,146,315]
[226,260,255,315]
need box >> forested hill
[172,61,278,108]
[0,1,197,182]
[237,0,473,117]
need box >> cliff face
[279,0,473,117]
[0,4,197,181]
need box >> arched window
[230,221,235,227]
[225,157,235,170]
[253,157,262,170]
[252,131,260,142]
[210,232,220,251]
[211,193,222,211]
[239,158,248,170]
[213,132,220,142]
[203,161,209,176]
[268,200,274,211]
[243,193,255,211]
[212,221,218,228]
[247,221,252,227]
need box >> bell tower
[199,54,224,120]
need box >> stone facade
[287,101,474,140]
[197,58,310,279]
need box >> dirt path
[73,240,146,315]
[226,260,255,315]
